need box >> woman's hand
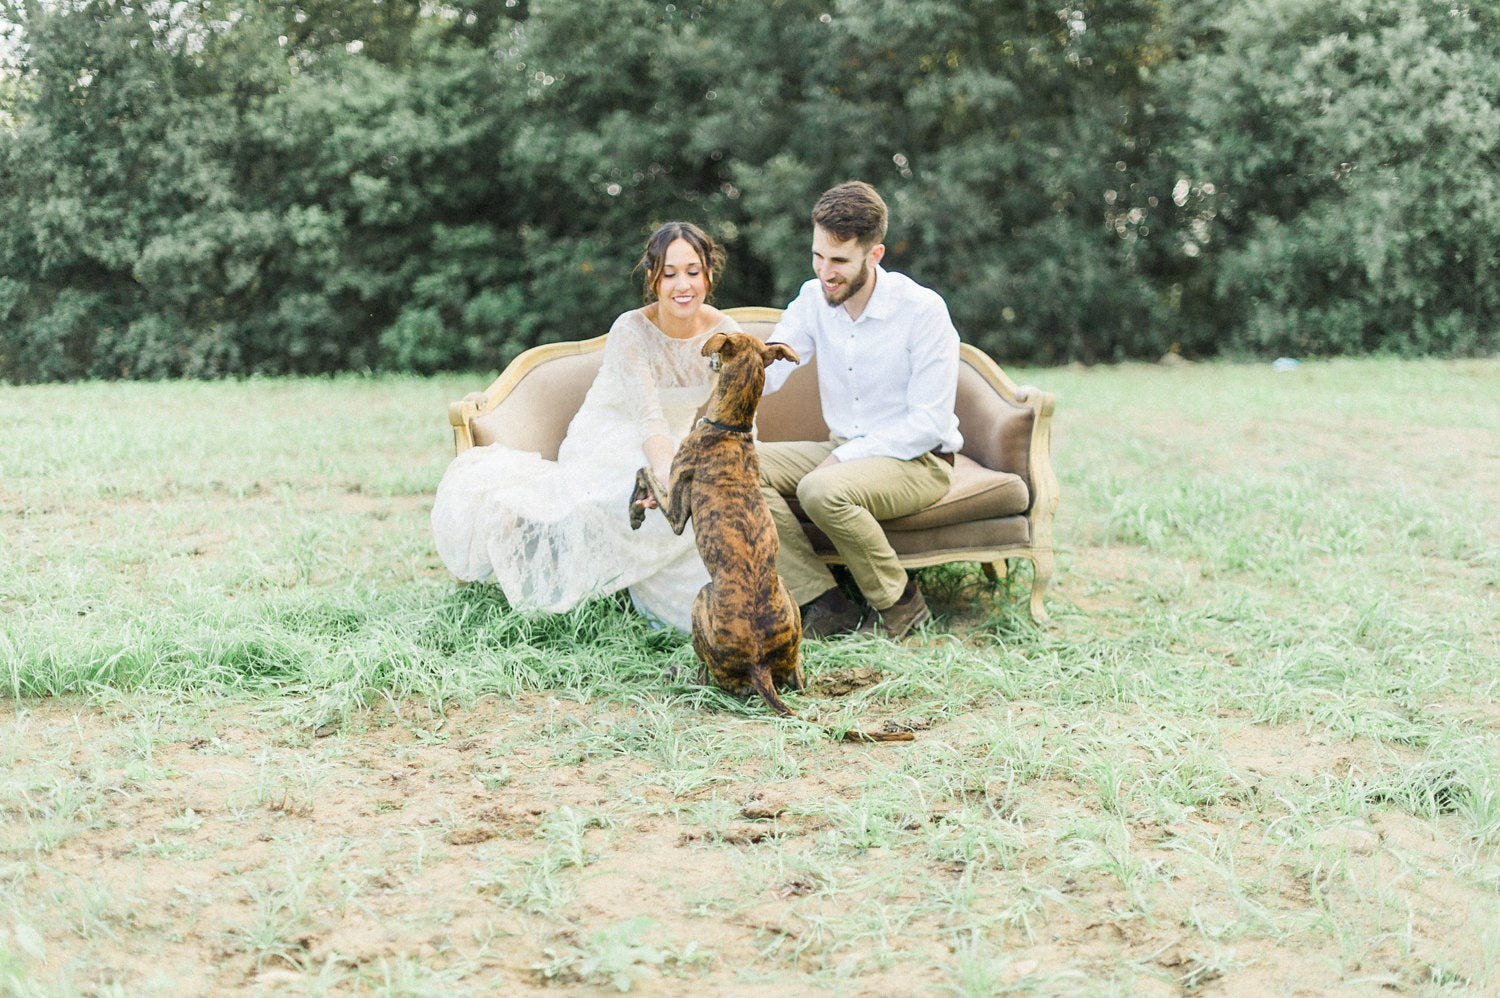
[635,462,672,510]
[637,434,675,512]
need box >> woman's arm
[642,432,674,481]
[597,313,676,479]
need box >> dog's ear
[764,341,800,366]
[701,332,730,357]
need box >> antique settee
[444,306,1060,622]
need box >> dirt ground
[6,579,1497,996]
[4,363,1498,995]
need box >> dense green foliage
[0,0,1494,381]
[1164,0,1500,359]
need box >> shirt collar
[849,265,894,322]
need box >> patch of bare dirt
[5,689,1497,995]
[814,665,886,697]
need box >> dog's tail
[747,662,797,718]
[748,664,915,744]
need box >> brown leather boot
[856,580,930,639]
[799,587,863,638]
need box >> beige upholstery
[448,335,607,458]
[445,306,1060,622]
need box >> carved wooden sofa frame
[445,305,1060,622]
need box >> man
[759,181,962,639]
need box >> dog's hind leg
[689,590,716,686]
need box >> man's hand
[814,453,842,472]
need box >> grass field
[2,357,1497,996]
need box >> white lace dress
[431,309,736,631]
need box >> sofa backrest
[756,357,830,443]
[730,309,830,443]
[465,312,1037,491]
[732,308,1033,483]
[471,347,604,460]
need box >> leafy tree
[496,0,1187,362]
[1,0,1494,381]
[1165,0,1499,357]
[486,0,767,348]
[228,29,522,373]
[712,0,1182,363]
[0,2,189,378]
[0,0,529,377]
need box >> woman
[430,222,737,631]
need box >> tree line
[0,0,1494,381]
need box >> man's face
[811,225,882,308]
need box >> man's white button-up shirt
[763,266,963,463]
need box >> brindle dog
[629,331,913,744]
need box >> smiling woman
[429,221,736,632]
[635,221,724,322]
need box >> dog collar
[699,417,753,434]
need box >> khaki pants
[758,440,952,609]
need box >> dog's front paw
[628,471,651,529]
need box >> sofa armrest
[950,346,1059,532]
[446,391,490,452]
[1013,383,1057,416]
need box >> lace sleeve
[595,312,672,444]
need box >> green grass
[1,358,1497,995]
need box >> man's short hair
[812,181,888,249]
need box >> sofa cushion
[885,455,1030,528]
[783,454,1029,530]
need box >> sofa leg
[1028,550,1054,625]
[981,560,1008,583]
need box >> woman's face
[655,238,709,321]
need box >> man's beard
[823,259,871,307]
